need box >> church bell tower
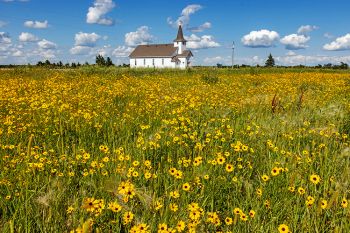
[173,25,187,55]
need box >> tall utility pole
[232,41,235,68]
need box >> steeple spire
[173,24,187,42]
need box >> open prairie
[1,68,350,232]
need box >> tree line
[216,53,349,69]
[0,54,349,69]
[0,55,130,68]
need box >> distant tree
[96,54,106,66]
[106,57,114,66]
[84,62,89,66]
[58,61,63,67]
[45,60,51,66]
[216,63,223,68]
[71,62,77,68]
[339,62,349,69]
[323,63,332,68]
[265,53,275,67]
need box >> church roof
[129,44,177,58]
[173,25,187,42]
[176,50,193,58]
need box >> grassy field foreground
[0,68,350,232]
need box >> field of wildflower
[0,67,350,233]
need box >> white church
[129,25,193,69]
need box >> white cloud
[241,30,279,48]
[203,56,224,64]
[286,51,296,56]
[112,46,133,57]
[0,21,7,28]
[125,26,154,47]
[74,32,101,47]
[324,33,334,39]
[297,25,318,35]
[19,32,39,42]
[0,32,11,44]
[167,4,211,33]
[276,54,350,66]
[70,32,102,55]
[70,46,92,55]
[86,0,116,26]
[323,33,350,51]
[12,49,23,57]
[38,39,57,50]
[35,49,56,59]
[188,22,211,33]
[185,34,220,49]
[280,34,310,50]
[167,4,202,28]
[95,45,112,57]
[24,20,49,29]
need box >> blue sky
[1,0,350,65]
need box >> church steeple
[173,25,187,42]
[173,25,187,55]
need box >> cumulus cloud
[167,4,202,28]
[86,0,116,26]
[12,49,23,57]
[276,54,350,66]
[323,33,350,51]
[286,51,296,56]
[297,25,318,35]
[38,39,57,50]
[167,4,211,33]
[24,20,49,29]
[188,22,211,33]
[203,56,225,64]
[70,46,92,55]
[280,34,310,50]
[0,21,7,28]
[19,32,39,42]
[112,46,133,57]
[185,34,220,49]
[125,26,154,47]
[241,30,279,48]
[70,32,102,55]
[0,32,11,44]
[74,32,101,47]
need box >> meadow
[0,67,349,233]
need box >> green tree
[106,57,114,66]
[96,54,106,66]
[265,53,275,67]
